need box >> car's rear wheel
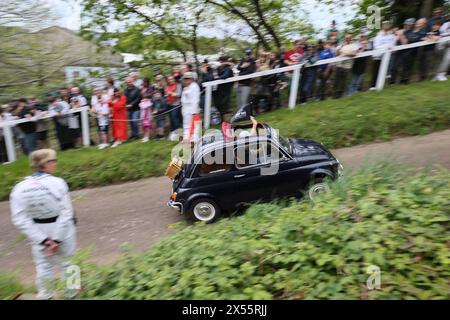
[188,198,221,223]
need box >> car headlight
[337,160,344,177]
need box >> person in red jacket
[109,88,128,147]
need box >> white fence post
[3,124,16,163]
[376,50,392,91]
[204,85,212,129]
[288,65,301,109]
[81,107,90,147]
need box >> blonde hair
[30,149,57,170]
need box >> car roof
[192,123,275,163]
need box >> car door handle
[234,174,246,179]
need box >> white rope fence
[0,107,89,163]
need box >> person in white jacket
[10,149,77,299]
[181,72,201,141]
[91,87,111,149]
[371,21,398,89]
[434,20,450,81]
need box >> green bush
[0,273,25,300]
[77,163,450,299]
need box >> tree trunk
[420,0,434,18]
[205,0,271,50]
[192,11,202,76]
[123,2,188,64]
[253,0,281,50]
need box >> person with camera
[10,149,77,299]
[199,60,215,115]
[422,19,442,81]
[16,98,38,155]
[252,52,272,113]
[69,87,88,147]
[413,18,431,81]
[165,75,183,137]
[371,21,398,89]
[298,45,320,104]
[237,49,256,109]
[390,18,416,85]
[214,56,234,119]
[267,52,287,110]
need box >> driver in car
[237,116,258,138]
[236,116,267,168]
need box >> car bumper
[167,200,183,213]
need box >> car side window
[235,141,270,169]
[196,148,234,177]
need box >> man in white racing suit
[10,149,77,299]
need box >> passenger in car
[237,116,258,139]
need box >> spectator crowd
[1,8,449,162]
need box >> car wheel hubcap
[193,202,216,221]
[309,183,330,200]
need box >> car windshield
[272,129,292,155]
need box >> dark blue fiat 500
[167,122,343,223]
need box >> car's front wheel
[307,179,330,201]
[188,198,221,223]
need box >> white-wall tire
[308,182,330,200]
[190,199,221,223]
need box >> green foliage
[76,163,450,299]
[0,273,25,300]
[80,0,315,65]
[204,0,315,49]
[81,0,214,66]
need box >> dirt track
[1,129,450,285]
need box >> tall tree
[80,0,315,67]
[0,0,115,100]
[81,0,215,66]
[0,0,62,96]
[204,0,314,50]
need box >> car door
[252,139,309,199]
[271,155,312,198]
[231,140,282,204]
[233,139,311,202]
[185,146,238,211]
